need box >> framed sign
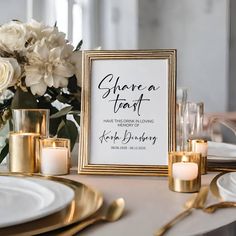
[78,50,176,176]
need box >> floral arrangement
[0,19,82,162]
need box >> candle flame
[182,155,188,162]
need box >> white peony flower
[0,21,27,51]
[25,19,44,37]
[26,19,68,49]
[0,57,21,92]
[25,39,75,96]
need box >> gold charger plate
[210,172,226,200]
[0,173,103,236]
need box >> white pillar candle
[41,147,68,175]
[172,162,198,180]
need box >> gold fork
[154,186,209,236]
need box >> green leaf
[57,120,66,132]
[57,95,71,104]
[57,120,78,151]
[50,106,72,119]
[68,110,80,115]
[75,40,83,51]
[0,143,9,164]
[50,116,63,136]
[48,106,63,136]
[73,114,80,126]
[11,88,38,109]
[68,75,79,93]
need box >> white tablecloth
[64,170,236,236]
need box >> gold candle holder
[9,132,40,173]
[39,138,70,176]
[168,152,201,193]
[188,139,208,175]
[12,109,49,137]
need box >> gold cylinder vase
[168,151,201,193]
[9,132,40,173]
[12,109,49,137]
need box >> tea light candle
[172,162,198,180]
[40,138,70,176]
[194,142,208,157]
[188,139,208,174]
[168,151,201,192]
[41,146,68,175]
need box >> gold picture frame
[78,50,176,176]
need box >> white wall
[99,0,138,50]
[0,0,56,25]
[0,0,27,23]
[138,0,229,113]
[0,0,230,113]
[229,0,236,111]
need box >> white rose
[0,21,27,51]
[0,89,14,104]
[0,57,21,92]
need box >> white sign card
[79,50,176,176]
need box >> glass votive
[9,132,40,173]
[176,88,188,151]
[178,102,204,151]
[39,138,70,176]
[168,151,201,193]
[12,109,49,137]
[188,139,208,175]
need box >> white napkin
[208,141,236,158]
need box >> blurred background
[0,0,235,115]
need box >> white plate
[0,176,74,228]
[217,173,236,201]
[230,172,236,185]
[208,141,236,162]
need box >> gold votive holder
[9,132,40,173]
[188,139,208,175]
[168,151,201,193]
[39,138,70,176]
[12,109,49,137]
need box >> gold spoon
[57,198,125,236]
[154,186,209,236]
[203,201,236,213]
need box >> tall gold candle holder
[39,138,71,176]
[9,109,50,173]
[168,152,201,193]
[9,132,40,173]
[12,109,49,137]
[188,139,208,175]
